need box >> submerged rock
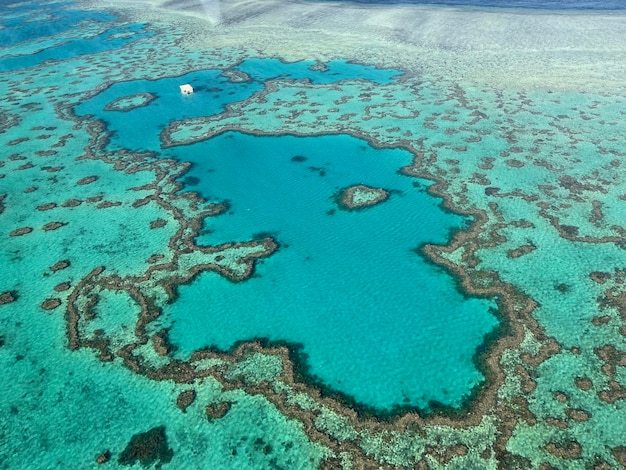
[118,426,173,468]
[96,450,110,464]
[176,389,196,412]
[205,401,232,421]
[0,291,17,305]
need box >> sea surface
[1,0,626,468]
[320,0,626,10]
[73,61,498,411]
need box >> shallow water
[73,59,498,411]
[167,131,497,410]
[1,0,626,468]
[318,0,626,10]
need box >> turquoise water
[75,60,498,412]
[0,23,152,72]
[75,58,401,152]
[3,0,626,467]
[0,4,151,72]
[167,132,498,411]
[0,3,114,47]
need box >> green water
[1,0,626,468]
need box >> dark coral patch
[484,187,500,196]
[0,110,21,135]
[9,227,33,236]
[589,271,611,284]
[565,408,590,422]
[8,137,28,146]
[0,291,18,305]
[41,298,62,310]
[62,199,82,208]
[612,446,626,467]
[118,426,173,468]
[97,201,122,209]
[220,69,251,83]
[545,440,582,459]
[554,283,569,294]
[595,345,626,378]
[545,417,568,429]
[598,380,626,403]
[553,391,569,403]
[43,222,67,231]
[176,390,196,412]
[96,450,111,464]
[591,315,611,326]
[506,159,524,168]
[147,254,165,264]
[150,219,167,229]
[133,197,151,208]
[104,92,156,112]
[319,457,342,469]
[182,176,200,186]
[574,377,593,391]
[560,225,579,237]
[42,166,64,172]
[54,282,71,292]
[50,260,71,272]
[205,401,232,421]
[37,202,57,211]
[507,244,535,259]
[77,175,98,185]
[152,330,171,356]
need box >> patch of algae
[2,0,626,467]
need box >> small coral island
[336,184,390,211]
[104,92,156,112]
